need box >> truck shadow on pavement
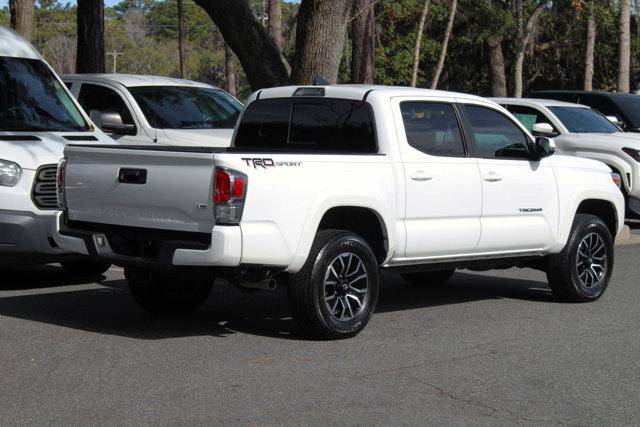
[0,268,553,341]
[0,264,107,290]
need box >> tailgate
[63,145,216,233]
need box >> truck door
[460,103,559,253]
[393,98,482,258]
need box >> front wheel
[125,268,214,315]
[288,229,380,340]
[546,214,614,302]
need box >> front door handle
[483,171,503,182]
[410,171,433,181]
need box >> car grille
[31,165,58,209]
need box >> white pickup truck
[54,85,624,339]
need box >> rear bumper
[0,209,70,266]
[52,211,241,268]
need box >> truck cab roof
[252,85,490,104]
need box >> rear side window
[464,105,530,159]
[234,98,376,153]
[400,102,465,157]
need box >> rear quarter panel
[215,153,396,271]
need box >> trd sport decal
[242,158,302,169]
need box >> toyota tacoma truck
[53,85,624,339]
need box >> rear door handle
[410,171,433,181]
[483,171,502,182]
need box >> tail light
[56,158,67,209]
[214,167,247,224]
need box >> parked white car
[0,25,113,274]
[54,85,624,339]
[492,97,640,215]
[63,74,243,147]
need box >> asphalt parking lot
[1,244,640,425]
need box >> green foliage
[4,0,640,97]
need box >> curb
[616,225,640,245]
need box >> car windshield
[0,57,87,132]
[128,86,242,130]
[548,106,621,133]
[612,96,640,129]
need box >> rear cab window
[399,101,466,157]
[233,98,377,153]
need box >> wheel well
[576,199,618,237]
[318,207,388,264]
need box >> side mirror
[606,115,626,129]
[533,136,556,159]
[90,110,136,136]
[532,122,558,137]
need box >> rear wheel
[288,229,380,340]
[61,259,111,277]
[546,214,614,302]
[402,269,455,286]
[125,268,213,315]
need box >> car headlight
[0,159,22,187]
[622,147,640,162]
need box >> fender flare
[549,186,624,253]
[285,190,395,273]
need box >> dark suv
[528,90,640,132]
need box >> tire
[287,229,380,340]
[546,214,614,302]
[402,269,455,286]
[61,259,111,277]
[125,268,213,315]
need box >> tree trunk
[618,0,631,93]
[194,0,289,90]
[76,0,105,74]
[411,0,430,87]
[290,0,354,84]
[350,0,375,84]
[268,0,282,51]
[513,0,547,97]
[178,0,187,79]
[584,0,596,91]
[225,44,237,97]
[488,37,507,97]
[9,0,34,42]
[430,0,457,89]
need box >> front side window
[464,105,530,159]
[234,98,377,153]
[129,86,242,130]
[504,104,557,133]
[0,57,87,132]
[77,83,136,126]
[400,102,465,157]
[547,106,621,134]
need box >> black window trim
[78,82,139,135]
[398,100,471,158]
[458,103,535,161]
